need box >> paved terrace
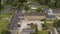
[18,20,44,34]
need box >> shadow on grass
[1,30,10,34]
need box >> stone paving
[17,20,44,34]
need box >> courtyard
[17,20,44,34]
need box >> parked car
[17,23,21,28]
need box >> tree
[53,20,60,28]
[1,30,10,34]
[44,19,48,29]
[23,3,29,10]
[4,0,14,5]
[47,0,56,7]
[12,0,21,9]
[36,6,43,12]
[55,0,60,8]
[19,0,26,3]
[0,4,4,11]
[36,0,60,8]
[56,2,60,8]
[35,24,38,34]
[36,0,46,5]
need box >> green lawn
[0,12,15,34]
[38,30,49,34]
[45,23,53,29]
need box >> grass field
[0,11,15,34]
[38,30,49,34]
[45,23,53,29]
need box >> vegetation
[0,0,26,34]
[30,23,37,29]
[3,0,14,6]
[30,23,38,34]
[36,0,46,5]
[45,23,53,29]
[2,0,26,10]
[0,4,4,11]
[12,0,20,9]
[0,12,15,34]
[19,0,26,4]
[1,30,10,34]
[35,24,38,34]
[47,0,56,8]
[53,20,60,28]
[38,30,49,34]
[1,0,60,34]
[36,6,43,12]
[44,19,53,30]
[23,3,29,10]
[36,0,60,8]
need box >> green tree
[23,3,29,10]
[19,0,26,4]
[47,0,56,7]
[55,0,60,8]
[1,30,10,34]
[44,19,48,29]
[12,0,20,9]
[35,24,38,34]
[36,6,43,13]
[36,0,60,8]
[56,2,60,8]
[36,0,46,5]
[0,4,4,11]
[53,20,60,28]
[4,0,14,5]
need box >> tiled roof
[24,12,44,16]
[21,28,35,34]
[46,15,55,18]
[53,9,60,13]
